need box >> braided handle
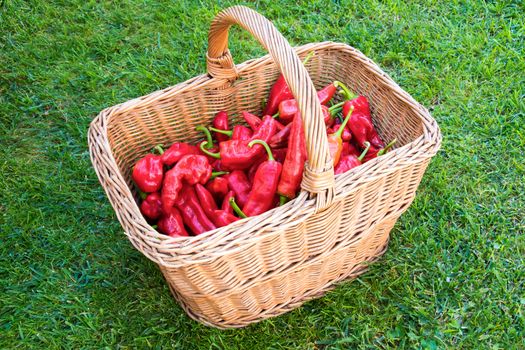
[207,6,335,208]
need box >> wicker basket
[88,6,441,328]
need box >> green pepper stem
[273,112,280,119]
[195,126,214,149]
[248,139,274,161]
[334,106,354,138]
[211,171,228,179]
[329,106,343,117]
[229,197,247,218]
[328,101,345,112]
[358,142,371,162]
[151,224,158,230]
[139,191,147,200]
[199,141,220,159]
[335,81,357,100]
[279,195,288,206]
[209,127,232,137]
[377,138,397,156]
[153,145,164,155]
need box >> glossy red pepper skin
[243,141,282,217]
[277,82,339,123]
[332,122,352,142]
[174,186,216,235]
[242,111,263,131]
[222,190,235,214]
[334,155,362,175]
[210,209,240,227]
[277,113,306,199]
[161,143,200,166]
[341,142,360,157]
[322,105,335,127]
[212,111,229,142]
[269,122,292,148]
[140,192,163,221]
[227,170,251,207]
[132,154,164,193]
[195,183,218,219]
[232,125,252,141]
[206,177,229,203]
[161,155,212,212]
[263,75,294,116]
[272,148,288,163]
[157,207,189,237]
[342,96,384,149]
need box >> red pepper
[335,142,370,175]
[206,176,229,203]
[328,106,354,166]
[139,192,163,221]
[157,207,189,237]
[339,83,385,149]
[210,125,253,141]
[161,155,212,211]
[242,111,285,131]
[200,116,278,170]
[341,142,360,157]
[269,122,292,148]
[242,140,282,217]
[275,81,341,123]
[132,147,164,193]
[161,143,200,166]
[222,190,235,214]
[277,112,306,200]
[210,209,240,227]
[272,148,288,164]
[226,170,251,207]
[332,122,352,142]
[247,157,265,184]
[174,186,216,235]
[195,183,218,219]
[262,51,314,116]
[212,111,229,142]
[362,138,397,162]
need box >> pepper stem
[377,138,397,156]
[358,142,371,162]
[139,191,148,200]
[335,81,357,100]
[211,171,228,179]
[248,139,274,161]
[199,142,220,159]
[328,101,345,112]
[272,112,280,119]
[153,145,164,155]
[333,106,354,138]
[195,126,214,149]
[209,127,233,137]
[229,197,247,218]
[279,195,288,206]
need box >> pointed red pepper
[161,155,212,211]
[335,142,370,175]
[200,116,278,170]
[341,142,360,157]
[277,112,306,200]
[195,183,218,219]
[328,106,354,166]
[132,146,164,193]
[269,122,292,148]
[174,186,216,235]
[161,143,200,166]
[242,140,282,217]
[242,111,285,131]
[212,111,229,142]
[210,209,240,227]
[338,82,385,149]
[157,207,189,237]
[210,125,253,141]
[226,170,251,207]
[262,51,314,116]
[139,192,163,221]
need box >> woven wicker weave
[88,6,441,328]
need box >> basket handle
[207,5,335,208]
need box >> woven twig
[87,6,441,328]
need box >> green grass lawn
[1,0,524,348]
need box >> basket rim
[88,41,441,268]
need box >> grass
[1,0,523,348]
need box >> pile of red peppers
[133,56,395,237]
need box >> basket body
[88,39,440,328]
